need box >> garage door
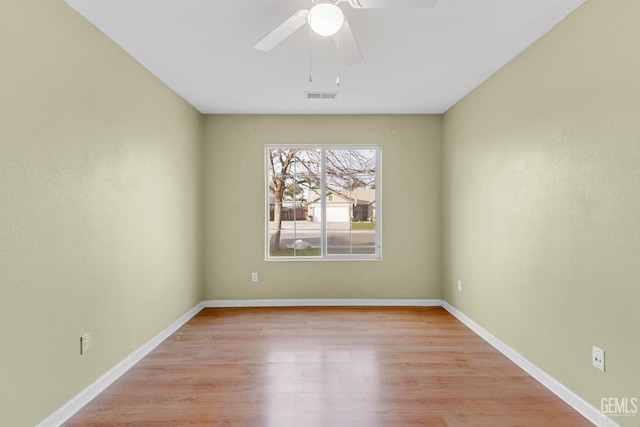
[326,206,350,222]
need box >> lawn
[351,222,375,230]
[270,247,375,257]
[270,248,322,257]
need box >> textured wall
[204,115,442,300]
[0,1,204,426]
[443,0,640,421]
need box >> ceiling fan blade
[335,18,363,67]
[254,10,309,52]
[345,0,437,8]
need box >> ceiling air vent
[305,91,339,100]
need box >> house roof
[308,188,376,205]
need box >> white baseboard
[203,298,444,307]
[36,301,205,427]
[39,298,616,427]
[441,302,619,427]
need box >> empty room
[1,0,638,426]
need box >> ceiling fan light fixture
[308,3,345,36]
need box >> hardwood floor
[64,307,592,426]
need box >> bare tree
[325,149,376,194]
[268,148,320,252]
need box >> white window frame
[265,145,381,261]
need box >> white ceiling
[64,0,586,114]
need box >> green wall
[0,1,204,426]
[442,0,640,422]
[204,115,443,300]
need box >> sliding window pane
[327,231,351,255]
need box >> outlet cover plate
[592,345,605,371]
[81,332,91,355]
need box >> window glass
[266,146,380,260]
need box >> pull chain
[336,32,340,86]
[309,26,313,83]
[309,25,341,86]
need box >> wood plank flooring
[64,307,592,426]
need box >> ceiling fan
[254,0,438,67]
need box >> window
[266,146,380,260]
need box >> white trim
[203,299,444,307]
[36,302,205,427]
[39,299,616,427]
[441,302,619,427]
[265,145,381,261]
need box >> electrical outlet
[592,345,605,371]
[251,272,258,282]
[457,280,463,292]
[80,332,91,355]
